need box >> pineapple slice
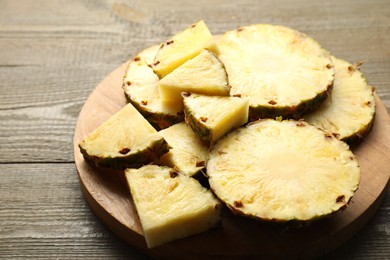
[183,93,249,147]
[216,24,334,120]
[304,56,376,144]
[79,104,169,170]
[158,49,230,104]
[207,119,361,222]
[123,45,183,130]
[152,20,219,78]
[125,165,221,248]
[158,122,209,176]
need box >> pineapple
[216,24,334,120]
[158,49,230,104]
[207,119,361,222]
[152,20,219,78]
[78,104,169,170]
[125,165,221,248]
[158,122,209,176]
[183,93,249,147]
[304,56,376,144]
[123,45,183,130]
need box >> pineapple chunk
[207,119,361,222]
[304,56,376,144]
[183,93,249,147]
[158,122,209,176]
[152,20,219,78]
[79,104,169,170]
[123,45,183,130]
[125,165,221,248]
[158,49,230,104]
[216,24,334,120]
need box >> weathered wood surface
[0,0,389,259]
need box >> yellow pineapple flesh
[207,119,361,222]
[125,165,221,248]
[158,49,230,105]
[152,20,219,78]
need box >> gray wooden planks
[0,0,389,258]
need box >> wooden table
[1,0,389,259]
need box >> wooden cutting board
[73,62,390,259]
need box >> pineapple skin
[124,93,183,130]
[184,104,213,147]
[79,135,169,170]
[249,83,332,121]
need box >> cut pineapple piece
[125,165,221,248]
[152,20,219,78]
[304,56,376,144]
[216,24,334,120]
[123,45,183,130]
[158,49,230,104]
[79,104,169,170]
[183,93,249,147]
[207,119,361,222]
[158,122,209,176]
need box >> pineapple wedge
[125,165,221,248]
[158,49,230,104]
[123,45,183,130]
[183,93,249,147]
[152,20,219,78]
[79,104,169,170]
[207,119,361,222]
[216,24,334,120]
[158,122,209,176]
[304,56,376,144]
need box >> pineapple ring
[207,119,361,222]
[304,56,376,144]
[216,24,335,120]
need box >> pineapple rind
[125,165,221,248]
[207,119,361,222]
[123,45,183,130]
[78,104,170,170]
[304,56,376,144]
[216,24,335,120]
[158,122,209,176]
[152,20,219,78]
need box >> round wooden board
[74,62,390,259]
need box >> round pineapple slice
[207,119,361,222]
[123,45,183,130]
[216,24,335,120]
[304,56,376,144]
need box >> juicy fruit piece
[183,93,249,147]
[158,49,230,104]
[79,104,169,170]
[158,122,209,176]
[304,57,376,144]
[216,24,334,120]
[123,45,183,130]
[207,119,361,222]
[125,165,221,248]
[152,20,219,78]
